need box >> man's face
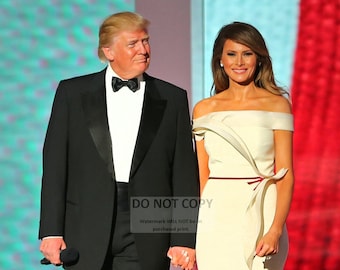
[102,29,151,79]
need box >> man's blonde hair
[97,12,150,61]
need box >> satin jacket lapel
[81,71,115,180]
[130,74,167,178]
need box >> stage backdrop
[289,0,340,269]
[0,1,134,269]
[1,0,339,269]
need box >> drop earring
[220,62,224,67]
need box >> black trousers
[101,182,141,270]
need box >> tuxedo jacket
[39,68,199,270]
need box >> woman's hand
[255,230,280,257]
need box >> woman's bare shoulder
[259,89,292,113]
[193,97,217,119]
[270,95,292,113]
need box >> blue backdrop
[0,1,134,269]
[191,0,299,105]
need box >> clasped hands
[167,246,196,270]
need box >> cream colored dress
[193,111,293,270]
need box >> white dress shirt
[105,65,145,182]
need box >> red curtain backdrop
[287,0,340,269]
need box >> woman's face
[220,39,258,85]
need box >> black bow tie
[112,77,139,92]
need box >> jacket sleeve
[39,81,69,239]
[170,91,199,248]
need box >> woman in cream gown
[193,22,294,270]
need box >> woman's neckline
[194,110,292,120]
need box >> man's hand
[167,246,196,270]
[40,237,66,265]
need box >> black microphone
[40,247,79,266]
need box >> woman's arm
[195,140,210,195]
[256,95,294,256]
[256,129,294,256]
[192,100,211,195]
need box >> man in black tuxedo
[39,12,199,270]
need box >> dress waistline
[208,176,264,190]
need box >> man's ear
[101,47,114,61]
